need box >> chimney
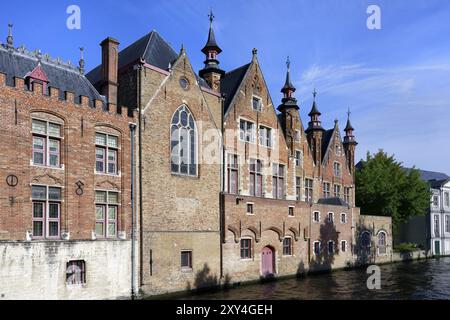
[100,37,120,105]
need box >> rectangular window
[328,212,334,224]
[314,242,321,255]
[446,216,450,233]
[95,190,119,239]
[227,154,239,194]
[32,119,62,168]
[272,164,285,199]
[31,185,61,239]
[252,96,262,112]
[66,260,86,286]
[249,159,263,197]
[341,241,347,253]
[95,133,119,175]
[288,207,295,217]
[334,185,341,199]
[240,239,252,259]
[305,179,313,203]
[341,213,347,224]
[434,215,440,237]
[259,126,272,148]
[344,187,351,204]
[433,195,439,207]
[323,183,331,199]
[283,238,292,256]
[181,251,193,269]
[445,193,450,207]
[247,203,254,215]
[313,211,320,223]
[333,162,342,177]
[239,120,255,143]
[296,177,301,201]
[328,241,335,255]
[295,150,302,167]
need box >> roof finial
[313,88,318,101]
[79,47,85,74]
[347,107,351,119]
[6,23,14,48]
[252,48,258,58]
[208,8,215,25]
[180,43,185,55]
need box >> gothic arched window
[171,105,197,176]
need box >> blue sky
[2,0,450,173]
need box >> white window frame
[327,212,334,224]
[259,125,273,148]
[313,241,321,256]
[340,213,347,224]
[313,211,321,223]
[341,240,348,253]
[288,206,295,217]
[295,150,302,167]
[328,240,335,255]
[283,237,293,256]
[32,119,63,169]
[246,202,255,215]
[239,118,256,143]
[252,95,263,112]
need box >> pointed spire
[281,56,296,97]
[308,88,321,117]
[345,108,355,132]
[180,43,186,56]
[201,9,221,55]
[6,23,14,49]
[79,47,85,74]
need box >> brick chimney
[100,37,120,105]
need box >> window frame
[334,184,342,199]
[227,154,239,194]
[283,237,293,256]
[239,118,256,143]
[296,177,302,201]
[288,206,295,217]
[328,241,335,255]
[240,238,253,260]
[252,95,263,112]
[66,260,86,286]
[327,212,334,224]
[295,150,302,167]
[333,162,342,178]
[305,178,313,203]
[341,240,347,253]
[94,190,120,239]
[323,182,331,199]
[31,185,62,240]
[181,250,193,270]
[31,119,62,168]
[272,163,286,199]
[246,203,254,215]
[249,159,263,197]
[259,125,273,148]
[95,132,119,176]
[313,241,321,256]
[313,211,321,223]
[340,213,347,224]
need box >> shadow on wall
[355,225,375,266]
[185,264,232,293]
[309,222,339,272]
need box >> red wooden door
[261,247,274,276]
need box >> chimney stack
[100,37,120,105]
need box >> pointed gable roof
[202,22,222,54]
[86,30,178,85]
[220,63,251,114]
[25,63,49,82]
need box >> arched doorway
[261,246,275,276]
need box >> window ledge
[95,172,121,178]
[30,163,65,171]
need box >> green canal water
[181,257,450,300]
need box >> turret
[278,57,300,155]
[305,89,325,166]
[199,10,225,92]
[343,108,358,176]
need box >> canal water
[184,257,450,300]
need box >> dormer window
[252,96,262,112]
[25,63,49,93]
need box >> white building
[396,170,450,256]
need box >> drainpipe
[129,123,137,300]
[137,63,144,288]
[219,93,226,280]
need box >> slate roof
[321,129,335,162]
[220,63,251,114]
[0,45,104,105]
[318,197,350,207]
[86,30,179,86]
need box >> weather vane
[208,9,215,23]
[286,56,291,71]
[313,88,318,100]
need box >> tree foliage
[356,150,431,230]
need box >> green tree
[356,150,431,231]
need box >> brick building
[0,28,135,299]
[0,13,392,299]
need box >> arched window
[378,231,387,255]
[360,231,371,248]
[171,105,197,176]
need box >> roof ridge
[142,30,156,61]
[225,63,251,75]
